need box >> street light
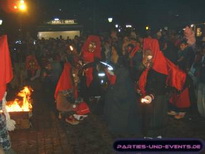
[108,17,113,23]
[145,26,149,30]
[16,0,27,39]
[18,0,27,12]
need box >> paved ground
[7,81,205,154]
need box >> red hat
[54,62,73,99]
[73,102,90,115]
[0,35,13,100]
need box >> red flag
[0,35,13,100]
[54,62,73,99]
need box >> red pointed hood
[143,38,168,75]
[138,38,186,95]
[0,35,13,100]
[54,62,73,99]
[82,35,101,62]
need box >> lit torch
[69,45,74,51]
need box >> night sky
[37,0,205,26]
[1,0,205,34]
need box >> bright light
[108,67,113,71]
[108,17,113,23]
[18,0,27,12]
[126,25,132,28]
[98,73,105,77]
[118,29,121,32]
[14,5,18,9]
[69,45,73,51]
[115,24,119,28]
[0,20,2,25]
[190,24,194,28]
[54,18,60,21]
[100,61,114,71]
[145,26,149,30]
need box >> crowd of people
[1,26,205,152]
[10,27,205,130]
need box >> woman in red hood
[136,38,187,138]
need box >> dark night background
[1,0,205,38]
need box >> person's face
[142,50,153,68]
[88,41,97,52]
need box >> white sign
[48,19,76,25]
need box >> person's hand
[141,95,153,104]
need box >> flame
[6,86,33,112]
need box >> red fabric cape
[54,62,73,99]
[169,87,191,108]
[138,38,186,96]
[0,35,13,100]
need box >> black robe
[139,69,168,137]
[104,64,141,135]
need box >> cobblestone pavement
[7,82,205,154]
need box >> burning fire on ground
[6,86,33,112]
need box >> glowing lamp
[18,0,27,12]
[108,17,113,23]
[14,5,18,9]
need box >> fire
[6,86,33,112]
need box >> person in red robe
[54,62,90,125]
[81,35,102,87]
[136,38,187,138]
